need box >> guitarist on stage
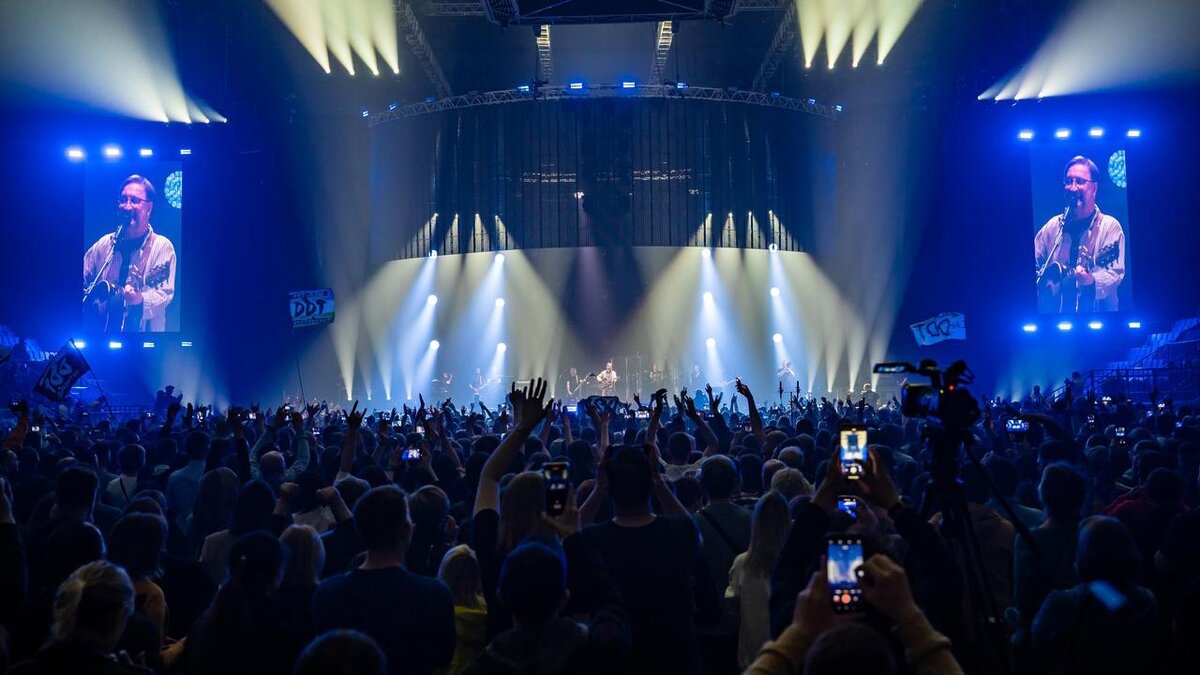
[1034,156,1125,313]
[83,175,177,332]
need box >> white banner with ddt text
[910,312,966,346]
[289,288,336,328]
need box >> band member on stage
[83,175,177,332]
[1034,156,1126,313]
[433,371,454,397]
[689,364,704,389]
[648,363,666,384]
[564,367,583,400]
[597,361,620,396]
[861,382,879,408]
[470,368,486,400]
[776,360,796,390]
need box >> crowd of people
[0,373,1197,674]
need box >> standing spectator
[727,491,790,670]
[312,486,456,675]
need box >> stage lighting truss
[752,0,796,92]
[649,21,674,85]
[369,84,839,126]
[422,0,786,17]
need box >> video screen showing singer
[1034,155,1126,314]
[83,175,177,332]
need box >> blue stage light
[388,102,398,111]
[109,340,123,349]
[429,340,440,350]
[71,339,86,349]
[102,145,122,159]
[1127,321,1142,329]
[622,81,635,89]
[1022,324,1038,333]
[180,341,193,347]
[569,82,584,90]
[517,84,531,92]
[139,148,153,158]
[66,146,85,161]
[772,333,783,343]
[179,148,192,156]
[1018,130,1034,141]
[1126,129,1142,138]
[675,81,687,90]
[143,341,155,348]
[1088,321,1103,330]
[1055,128,1070,139]
[1088,127,1104,138]
[361,108,369,118]
[1057,321,1072,331]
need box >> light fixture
[1022,324,1037,333]
[1018,130,1034,141]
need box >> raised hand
[860,447,900,510]
[859,554,919,621]
[735,378,754,401]
[675,391,699,418]
[793,564,837,635]
[167,399,182,420]
[271,404,288,430]
[652,388,667,414]
[290,411,304,432]
[511,377,553,431]
[346,401,363,431]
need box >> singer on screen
[83,175,177,332]
[1034,155,1126,313]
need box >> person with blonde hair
[727,491,791,669]
[10,561,138,673]
[279,524,326,637]
[437,545,488,673]
[472,379,554,636]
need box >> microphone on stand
[1060,204,1071,226]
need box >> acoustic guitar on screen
[1036,241,1119,313]
[85,262,170,333]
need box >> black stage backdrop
[371,98,835,259]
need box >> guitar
[85,262,171,332]
[469,377,499,397]
[1037,241,1119,312]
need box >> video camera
[873,359,980,430]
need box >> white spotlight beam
[751,0,797,92]
[536,24,553,85]
[649,21,674,85]
[264,0,331,72]
[393,0,453,97]
[877,0,924,64]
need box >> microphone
[1060,204,1071,227]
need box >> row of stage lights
[65,145,192,161]
[364,82,844,118]
[1022,321,1142,333]
[1018,128,1141,141]
[72,340,194,350]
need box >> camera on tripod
[873,359,980,430]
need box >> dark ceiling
[0,0,1130,125]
